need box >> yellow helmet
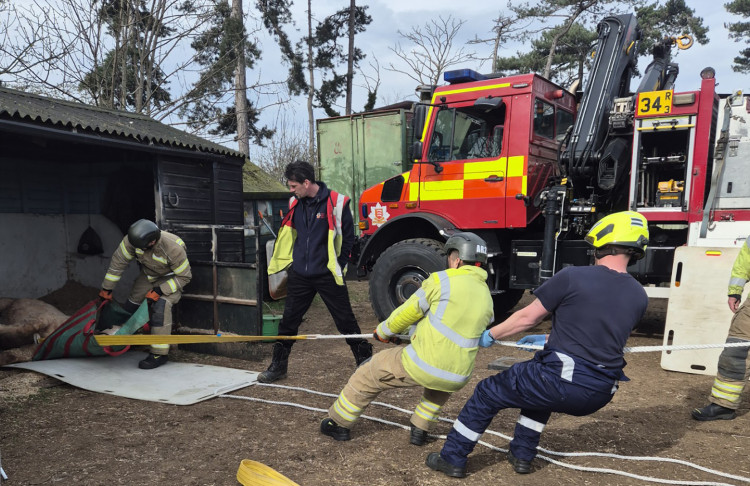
[584,211,649,259]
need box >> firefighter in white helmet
[320,232,494,445]
[692,236,750,420]
[426,211,649,478]
[99,219,191,369]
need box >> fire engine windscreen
[428,104,506,162]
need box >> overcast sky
[244,0,748,153]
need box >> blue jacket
[268,182,355,281]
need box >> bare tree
[358,57,381,111]
[250,115,311,184]
[0,0,215,117]
[0,2,70,84]
[468,14,535,72]
[386,15,476,87]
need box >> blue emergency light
[443,69,487,84]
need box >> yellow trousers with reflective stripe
[328,346,451,432]
[710,299,750,409]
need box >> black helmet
[127,219,161,249]
[444,232,488,264]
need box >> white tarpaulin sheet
[4,351,259,405]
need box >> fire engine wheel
[491,289,524,321]
[369,238,446,321]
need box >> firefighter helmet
[127,219,161,250]
[444,232,488,264]
[585,211,649,259]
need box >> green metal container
[317,107,414,231]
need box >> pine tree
[310,4,372,117]
[722,0,750,72]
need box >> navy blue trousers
[441,357,615,467]
[278,269,366,347]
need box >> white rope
[495,340,750,353]
[290,333,750,354]
[312,333,372,340]
[220,383,749,485]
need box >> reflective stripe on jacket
[102,231,191,296]
[376,265,494,392]
[535,348,624,394]
[729,237,750,296]
[268,190,349,285]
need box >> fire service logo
[368,203,390,227]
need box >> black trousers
[278,270,366,348]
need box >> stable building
[0,86,266,356]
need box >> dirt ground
[1,280,749,486]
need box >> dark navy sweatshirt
[290,182,355,277]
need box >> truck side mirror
[410,140,423,160]
[412,104,428,141]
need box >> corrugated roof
[0,86,243,157]
[242,161,287,194]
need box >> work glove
[729,294,742,313]
[517,334,546,352]
[479,330,496,348]
[98,289,113,302]
[146,287,163,303]
[373,326,402,345]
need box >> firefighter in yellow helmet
[426,211,649,478]
[320,232,494,445]
[692,236,750,420]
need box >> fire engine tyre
[491,289,524,320]
[369,238,446,321]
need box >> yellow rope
[93,334,313,346]
[236,460,300,486]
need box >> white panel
[5,351,259,405]
[660,246,747,375]
[688,221,750,247]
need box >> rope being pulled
[94,332,750,354]
[496,340,750,353]
[220,382,750,486]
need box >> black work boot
[258,342,291,383]
[320,418,351,441]
[351,341,373,367]
[410,425,431,446]
[139,353,169,369]
[691,403,737,421]
[507,450,532,474]
[425,452,466,478]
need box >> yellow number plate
[637,90,673,116]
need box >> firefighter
[320,232,494,444]
[692,237,750,420]
[259,160,372,383]
[425,211,649,478]
[98,219,191,369]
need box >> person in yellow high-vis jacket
[99,219,191,369]
[692,237,750,420]
[259,160,372,383]
[319,232,494,445]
